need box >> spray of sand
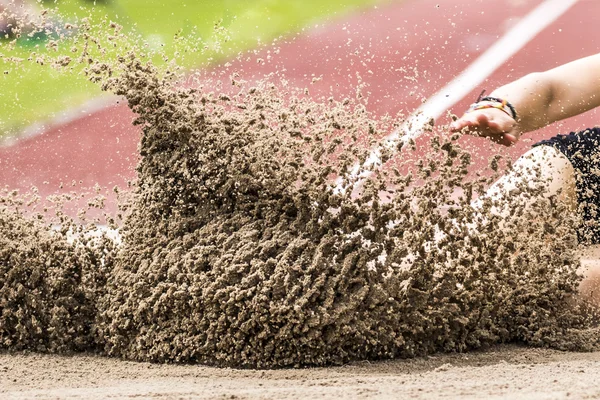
[0,7,597,368]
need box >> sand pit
[3,345,600,399]
[2,2,600,397]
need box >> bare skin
[451,53,600,304]
[451,53,600,144]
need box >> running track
[1,0,599,214]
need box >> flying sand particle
[0,9,598,369]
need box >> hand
[449,108,520,146]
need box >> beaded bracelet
[466,91,518,120]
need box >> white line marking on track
[406,0,580,139]
[336,0,580,193]
[0,95,119,148]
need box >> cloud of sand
[0,7,597,368]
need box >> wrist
[466,95,518,121]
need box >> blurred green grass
[0,0,381,137]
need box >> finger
[489,133,518,147]
[476,119,502,137]
[504,133,518,145]
[450,118,469,132]
[474,113,501,132]
[450,115,481,132]
[454,112,500,135]
[449,121,461,132]
[473,113,516,140]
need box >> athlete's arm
[450,53,600,145]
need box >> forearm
[489,72,555,134]
[491,54,600,134]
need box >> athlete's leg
[579,246,600,305]
[475,144,600,305]
[472,145,576,216]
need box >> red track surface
[1,0,598,213]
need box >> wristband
[480,96,517,120]
[466,93,518,120]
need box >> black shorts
[533,127,600,244]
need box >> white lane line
[336,0,580,193]
[0,95,118,148]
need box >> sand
[1,3,600,394]
[3,345,600,399]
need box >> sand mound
[0,200,117,353]
[0,11,597,368]
[91,55,589,368]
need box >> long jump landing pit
[1,345,600,399]
[3,0,600,398]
